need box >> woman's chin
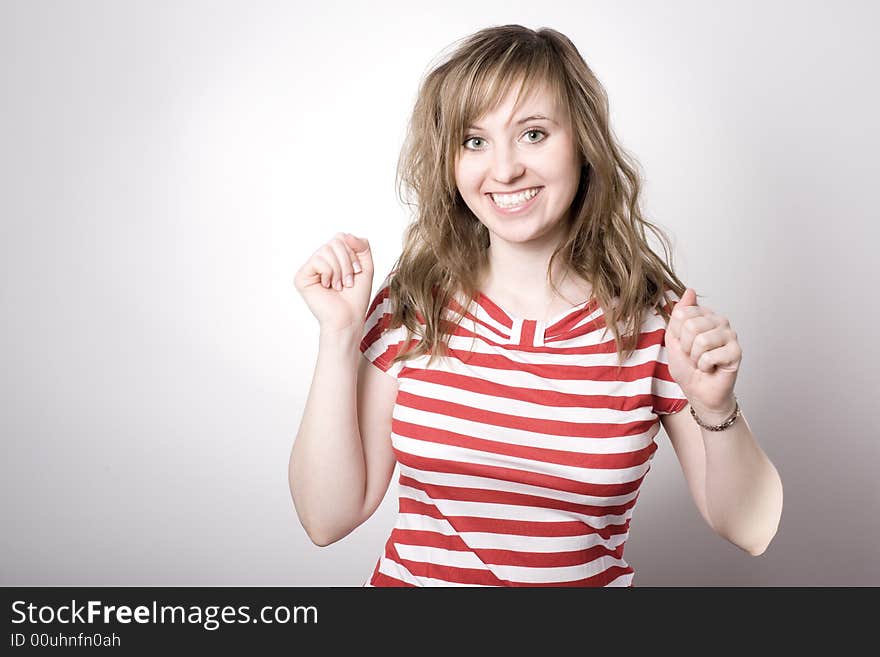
[484,220,564,245]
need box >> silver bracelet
[690,395,740,431]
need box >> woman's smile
[487,186,544,214]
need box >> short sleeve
[650,287,689,416]
[359,273,410,378]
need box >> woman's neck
[477,254,592,321]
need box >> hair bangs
[459,49,566,139]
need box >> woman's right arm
[289,325,398,546]
[288,232,398,546]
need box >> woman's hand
[294,232,374,333]
[664,288,742,422]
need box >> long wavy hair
[382,24,690,372]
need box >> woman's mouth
[487,186,543,214]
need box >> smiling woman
[289,23,782,588]
[455,81,581,249]
[386,24,685,369]
[455,86,584,233]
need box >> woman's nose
[490,145,525,181]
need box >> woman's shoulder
[368,269,403,310]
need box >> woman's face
[454,82,583,248]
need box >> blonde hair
[383,24,689,372]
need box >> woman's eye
[462,129,547,150]
[524,129,546,142]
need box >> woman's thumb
[344,233,372,264]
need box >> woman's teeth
[490,187,541,208]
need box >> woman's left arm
[661,402,783,555]
[662,288,784,555]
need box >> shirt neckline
[475,290,594,327]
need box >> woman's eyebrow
[467,114,557,131]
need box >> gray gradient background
[2,0,877,586]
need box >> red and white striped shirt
[359,273,688,587]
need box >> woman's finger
[340,233,362,274]
[678,315,718,357]
[311,253,335,288]
[318,244,342,289]
[327,236,355,289]
[667,304,706,342]
[689,325,734,368]
[696,336,742,373]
